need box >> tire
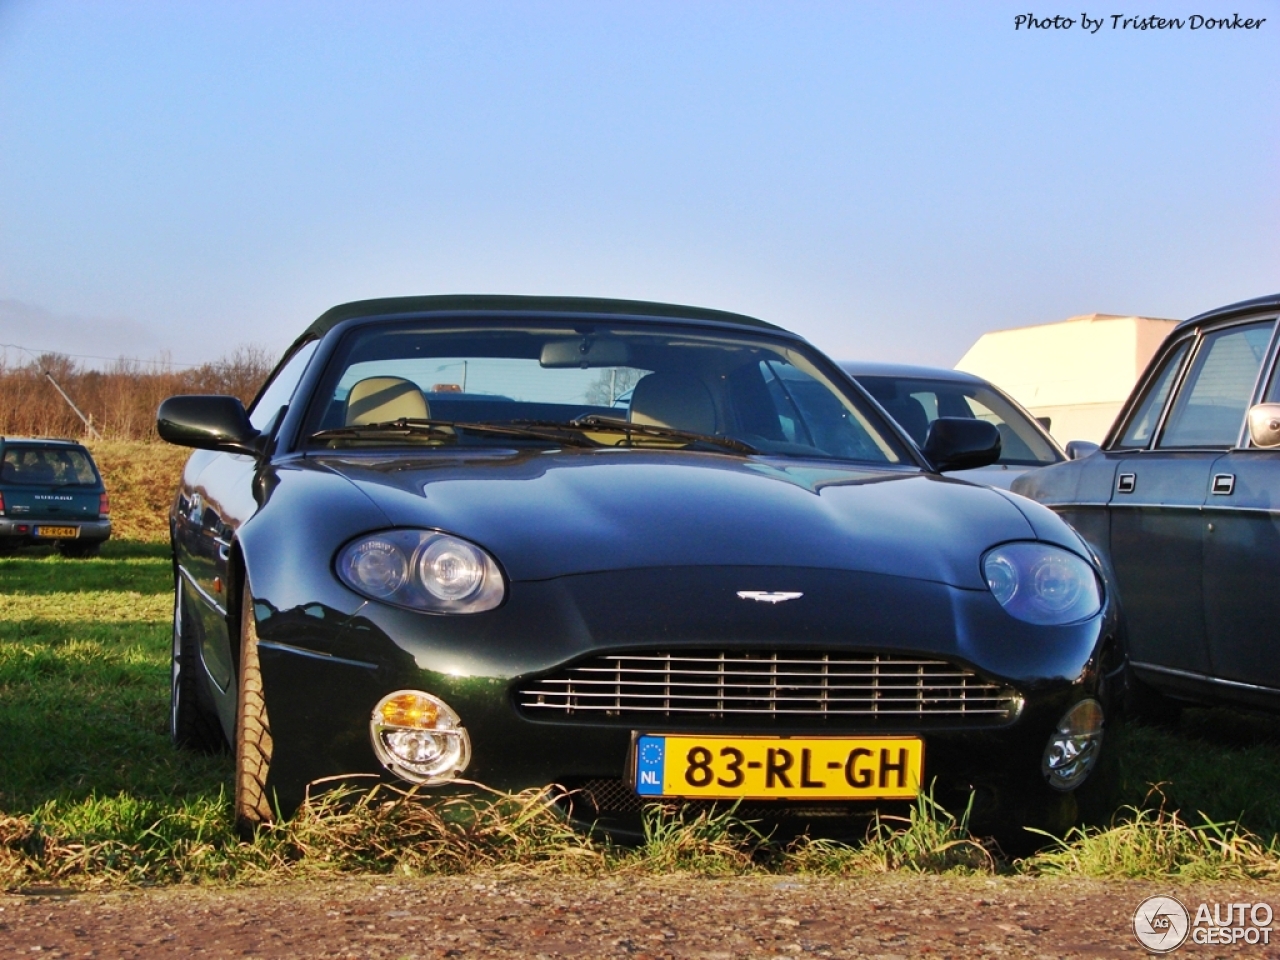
[169,575,226,753]
[56,541,100,559]
[234,583,275,835]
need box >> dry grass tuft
[786,791,995,876]
[277,781,607,877]
[625,803,765,875]
[1026,790,1280,881]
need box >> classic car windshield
[305,321,905,463]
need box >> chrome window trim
[1240,314,1280,449]
[1110,334,1195,451]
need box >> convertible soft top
[303,295,784,341]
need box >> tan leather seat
[344,377,429,425]
[629,372,717,435]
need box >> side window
[1115,339,1191,449]
[248,340,320,434]
[1158,321,1274,449]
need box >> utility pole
[43,370,103,441]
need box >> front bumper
[247,565,1119,831]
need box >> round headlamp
[337,530,505,613]
[982,542,1101,625]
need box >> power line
[0,342,204,370]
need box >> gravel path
[2,875,1277,958]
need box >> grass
[87,441,192,543]
[3,538,1280,887]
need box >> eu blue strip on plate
[635,735,665,795]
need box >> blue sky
[0,1,1276,369]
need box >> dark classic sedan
[1014,293,1280,717]
[158,295,1120,845]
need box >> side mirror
[1247,403,1280,449]
[1066,440,1101,460]
[157,395,262,454]
[922,418,1001,473]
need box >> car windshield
[304,320,906,464]
[0,446,98,485]
[856,375,1061,466]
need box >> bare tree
[585,367,646,407]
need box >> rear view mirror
[922,417,1001,472]
[157,395,262,455]
[540,337,631,368]
[1247,403,1280,448]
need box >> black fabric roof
[302,295,783,341]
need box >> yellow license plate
[634,734,924,801]
[36,526,79,538]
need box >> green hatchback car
[0,437,111,557]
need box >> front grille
[516,651,1020,724]
[562,778,864,819]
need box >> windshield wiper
[309,418,596,447]
[311,416,756,454]
[311,419,457,442]
[512,415,758,455]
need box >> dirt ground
[2,874,1278,959]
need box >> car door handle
[1117,473,1136,494]
[1211,473,1235,495]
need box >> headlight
[337,530,505,613]
[981,542,1101,625]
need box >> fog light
[370,690,470,784]
[1042,698,1103,791]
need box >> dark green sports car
[158,296,1121,847]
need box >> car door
[1104,332,1210,678]
[1110,319,1276,683]
[1200,314,1280,694]
[175,340,319,708]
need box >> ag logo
[1133,895,1190,953]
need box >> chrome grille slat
[528,679,989,691]
[516,651,1020,723]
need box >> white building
[955,313,1178,444]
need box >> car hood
[308,448,1041,589]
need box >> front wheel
[234,583,275,836]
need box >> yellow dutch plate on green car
[633,734,923,800]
